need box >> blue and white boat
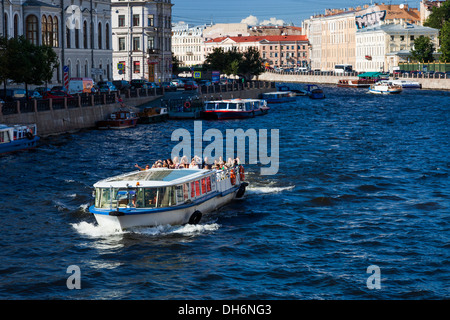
[89,166,248,231]
[0,124,39,154]
[261,91,296,103]
[201,98,269,120]
[368,81,402,94]
[305,84,326,99]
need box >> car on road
[97,81,117,93]
[112,80,131,91]
[160,82,177,91]
[171,79,185,88]
[130,79,148,89]
[184,80,198,90]
[43,90,74,100]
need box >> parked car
[34,87,51,96]
[97,81,117,93]
[198,80,212,86]
[160,81,177,91]
[145,82,159,89]
[43,90,74,100]
[184,80,198,90]
[28,91,42,99]
[0,88,27,101]
[51,85,67,92]
[171,79,185,88]
[112,80,131,91]
[434,72,446,78]
[130,79,148,89]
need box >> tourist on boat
[135,163,150,171]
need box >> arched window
[66,26,71,48]
[105,23,110,50]
[83,20,88,48]
[98,22,102,49]
[47,16,53,46]
[52,16,59,47]
[26,15,38,44]
[4,14,8,38]
[42,15,48,45]
[13,14,19,39]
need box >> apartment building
[111,0,173,82]
[204,35,309,68]
[172,23,210,67]
[1,0,112,83]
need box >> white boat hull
[93,187,240,231]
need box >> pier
[0,81,274,136]
[258,70,450,90]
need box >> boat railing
[215,166,242,193]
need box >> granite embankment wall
[0,81,275,136]
[258,72,450,90]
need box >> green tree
[439,20,450,62]
[239,47,264,80]
[410,36,435,62]
[171,52,181,75]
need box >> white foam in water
[247,185,295,194]
[72,221,220,237]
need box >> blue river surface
[0,84,449,300]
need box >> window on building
[66,26,71,48]
[148,37,155,49]
[133,14,140,27]
[400,35,404,41]
[105,24,110,49]
[410,35,414,41]
[26,15,38,45]
[75,28,80,48]
[148,14,154,27]
[98,23,102,49]
[118,15,125,27]
[42,15,48,45]
[53,16,59,47]
[133,61,140,73]
[83,20,88,48]
[118,37,125,51]
[133,37,140,51]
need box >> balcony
[147,48,160,55]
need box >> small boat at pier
[201,98,269,120]
[337,79,375,88]
[137,107,168,124]
[96,110,139,129]
[368,81,402,94]
[89,166,248,231]
[0,124,39,154]
[261,91,296,103]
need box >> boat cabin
[0,124,37,143]
[205,99,252,111]
[93,168,231,210]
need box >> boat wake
[246,185,295,194]
[71,221,220,238]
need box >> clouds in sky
[240,15,286,26]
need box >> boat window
[228,103,237,110]
[206,177,212,192]
[155,187,175,207]
[217,102,228,109]
[144,188,157,207]
[96,187,118,209]
[176,185,184,204]
[205,103,215,110]
[184,183,190,201]
[195,180,200,196]
[201,178,206,194]
[190,181,195,198]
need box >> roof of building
[357,22,439,33]
[205,35,308,44]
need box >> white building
[356,22,439,72]
[111,0,173,82]
[172,22,210,67]
[1,0,112,84]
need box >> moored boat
[89,166,248,231]
[306,84,326,99]
[390,79,422,89]
[137,107,168,124]
[337,79,375,88]
[96,110,139,129]
[261,91,296,103]
[368,81,402,94]
[0,124,39,154]
[201,98,269,120]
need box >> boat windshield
[95,186,176,209]
[205,102,216,110]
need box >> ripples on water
[0,84,449,299]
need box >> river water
[0,84,449,300]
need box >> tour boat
[368,81,402,94]
[337,79,375,88]
[96,110,139,129]
[306,84,326,99]
[201,98,269,120]
[261,91,296,103]
[89,166,248,231]
[390,79,422,89]
[0,124,39,154]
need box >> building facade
[111,0,173,82]
[204,35,310,69]
[1,0,112,84]
[303,3,424,71]
[172,22,210,67]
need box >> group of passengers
[135,156,241,171]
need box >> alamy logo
[366,265,381,290]
[171,121,279,175]
[65,5,81,30]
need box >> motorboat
[89,166,248,231]
[201,98,269,120]
[261,91,296,103]
[390,79,422,89]
[137,107,168,124]
[0,124,39,154]
[368,81,402,94]
[96,109,139,129]
[305,84,325,99]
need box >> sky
[172,0,418,26]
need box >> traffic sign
[63,65,69,73]
[117,63,124,70]
[193,71,201,79]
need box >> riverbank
[258,72,450,90]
